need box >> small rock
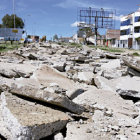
[79,119,84,124]
[54,133,64,140]
[86,128,92,133]
[104,110,113,117]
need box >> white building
[120,9,140,50]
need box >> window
[134,26,140,33]
[120,29,130,35]
[111,39,115,45]
[121,19,131,26]
[135,16,140,22]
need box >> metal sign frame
[77,7,116,45]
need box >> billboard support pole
[77,7,116,46]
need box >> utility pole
[13,0,16,29]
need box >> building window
[111,39,115,45]
[120,29,130,35]
[121,19,131,26]
[137,40,140,45]
[135,16,140,22]
[134,26,140,33]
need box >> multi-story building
[120,9,140,50]
[106,29,120,48]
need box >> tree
[78,27,94,38]
[78,27,94,44]
[53,34,58,41]
[2,14,24,28]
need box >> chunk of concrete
[116,76,140,99]
[93,75,114,92]
[66,89,85,100]
[127,67,140,77]
[28,53,38,60]
[105,53,120,59]
[53,62,66,72]
[101,69,122,80]
[101,59,121,70]
[10,84,85,114]
[1,92,70,140]
[0,99,12,139]
[0,62,35,78]
[123,57,140,73]
[33,65,77,91]
[65,122,114,140]
[74,72,94,85]
[54,132,64,140]
[73,89,138,119]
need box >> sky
[0,0,140,39]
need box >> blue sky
[0,0,140,39]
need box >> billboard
[0,28,23,41]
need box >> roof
[121,8,140,18]
[106,29,120,40]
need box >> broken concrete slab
[73,89,138,120]
[0,62,36,78]
[53,62,66,72]
[68,56,88,63]
[123,57,140,73]
[33,65,77,91]
[28,53,38,60]
[93,75,115,92]
[101,59,121,70]
[10,84,85,114]
[0,99,12,139]
[0,76,15,92]
[94,75,140,100]
[116,76,140,99]
[74,72,94,85]
[101,69,122,80]
[127,67,140,77]
[105,53,120,59]
[1,92,70,140]
[65,122,116,140]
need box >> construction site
[1,0,140,140]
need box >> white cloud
[71,21,79,27]
[71,21,87,27]
[114,15,123,21]
[71,21,96,28]
[55,0,95,8]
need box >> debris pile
[0,42,140,140]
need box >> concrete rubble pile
[0,42,140,140]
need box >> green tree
[53,34,58,41]
[79,27,94,38]
[2,14,24,28]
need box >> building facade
[106,29,120,48]
[120,9,140,50]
